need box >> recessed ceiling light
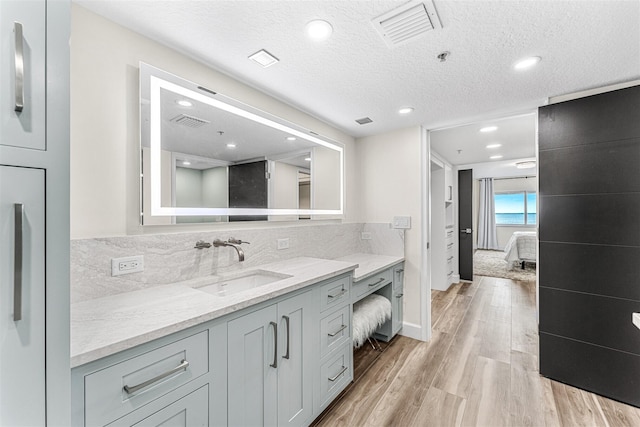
[182,160,191,166]
[486,143,502,149]
[286,136,297,141]
[514,56,541,70]
[516,161,536,169]
[226,143,236,149]
[398,107,414,115]
[305,20,333,41]
[490,155,503,160]
[304,157,312,162]
[480,126,498,133]
[248,49,279,68]
[176,99,193,107]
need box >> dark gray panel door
[228,160,268,221]
[458,169,473,281]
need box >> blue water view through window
[495,192,536,225]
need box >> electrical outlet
[277,238,290,250]
[111,255,144,276]
[361,232,372,240]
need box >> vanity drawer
[352,269,392,300]
[318,343,352,411]
[320,305,351,358]
[319,276,351,313]
[84,330,209,426]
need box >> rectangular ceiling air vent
[372,0,442,48]
[170,114,210,128]
[355,117,373,125]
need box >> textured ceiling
[75,0,640,144]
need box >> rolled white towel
[352,294,391,349]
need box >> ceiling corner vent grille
[170,114,210,128]
[372,0,442,48]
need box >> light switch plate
[111,255,144,276]
[361,232,372,240]
[392,216,411,229]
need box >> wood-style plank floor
[313,276,640,427]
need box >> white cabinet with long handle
[0,0,47,150]
[0,166,46,426]
[228,289,314,427]
[0,0,70,425]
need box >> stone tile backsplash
[71,222,404,303]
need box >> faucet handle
[194,240,212,249]
[228,237,250,245]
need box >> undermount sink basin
[196,270,291,297]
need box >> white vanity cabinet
[72,273,355,427]
[316,276,353,413]
[227,289,314,427]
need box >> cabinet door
[0,0,46,150]
[0,166,45,426]
[227,304,278,427]
[277,292,314,427]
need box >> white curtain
[478,178,499,250]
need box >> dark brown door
[458,169,473,281]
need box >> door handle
[269,321,278,368]
[14,204,24,321]
[460,228,472,234]
[282,315,290,360]
[14,22,24,112]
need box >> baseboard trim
[399,321,424,341]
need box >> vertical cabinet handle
[14,204,24,321]
[282,316,290,360]
[13,22,24,112]
[269,321,278,368]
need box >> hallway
[314,276,640,426]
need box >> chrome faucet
[213,238,250,262]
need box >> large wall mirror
[140,63,344,225]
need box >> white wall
[355,126,423,332]
[70,5,356,238]
[269,161,299,222]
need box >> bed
[503,231,537,269]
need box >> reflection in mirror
[139,63,343,224]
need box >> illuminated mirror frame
[142,63,344,218]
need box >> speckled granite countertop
[71,257,357,367]
[334,253,404,281]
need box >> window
[494,191,536,225]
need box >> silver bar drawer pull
[123,359,190,394]
[14,203,23,321]
[328,366,348,382]
[327,289,346,299]
[14,22,24,112]
[369,278,386,287]
[328,324,347,337]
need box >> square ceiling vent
[372,0,442,48]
